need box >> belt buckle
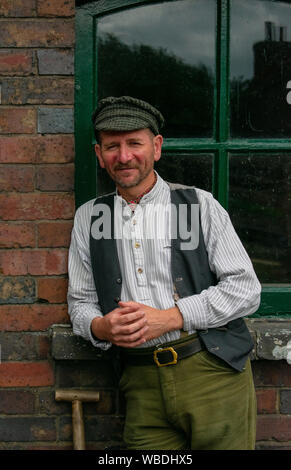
[153,346,178,367]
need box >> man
[68,96,261,450]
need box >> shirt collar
[140,171,162,204]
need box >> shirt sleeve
[176,190,261,331]
[67,201,112,350]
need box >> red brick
[253,361,291,387]
[0,304,69,331]
[37,277,68,303]
[0,362,54,387]
[0,193,75,220]
[0,20,74,47]
[0,135,74,164]
[38,335,51,359]
[0,0,36,17]
[0,50,33,75]
[256,389,278,414]
[0,390,35,414]
[37,135,75,163]
[37,0,74,17]
[256,415,291,441]
[0,165,34,192]
[0,108,36,134]
[0,249,68,275]
[0,222,35,247]
[0,136,35,163]
[1,77,74,105]
[38,221,73,247]
[36,164,74,191]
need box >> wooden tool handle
[55,389,100,402]
[72,400,85,450]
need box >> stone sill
[50,319,291,362]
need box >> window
[75,0,291,317]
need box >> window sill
[247,318,291,361]
[50,319,291,362]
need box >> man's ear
[153,134,163,162]
[95,144,105,168]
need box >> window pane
[97,0,215,138]
[229,153,291,284]
[230,0,291,138]
[155,153,213,193]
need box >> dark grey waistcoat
[89,183,254,371]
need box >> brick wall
[0,0,76,450]
[0,0,290,451]
[253,361,291,449]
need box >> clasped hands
[91,301,183,348]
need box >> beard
[103,151,155,188]
[113,164,153,188]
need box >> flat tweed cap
[92,96,165,137]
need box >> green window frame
[75,0,291,317]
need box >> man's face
[95,129,163,189]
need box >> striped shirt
[67,173,261,350]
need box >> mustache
[114,164,138,170]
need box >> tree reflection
[98,33,214,138]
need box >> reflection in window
[229,153,291,284]
[230,0,291,138]
[156,153,213,193]
[97,0,215,138]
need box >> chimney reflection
[265,21,287,42]
[231,20,291,137]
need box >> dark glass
[97,0,215,138]
[230,0,291,138]
[229,153,291,284]
[155,153,213,192]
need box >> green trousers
[119,341,257,450]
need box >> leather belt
[122,336,204,367]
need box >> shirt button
[137,268,143,274]
[135,242,141,248]
[132,219,137,225]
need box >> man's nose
[117,144,133,164]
